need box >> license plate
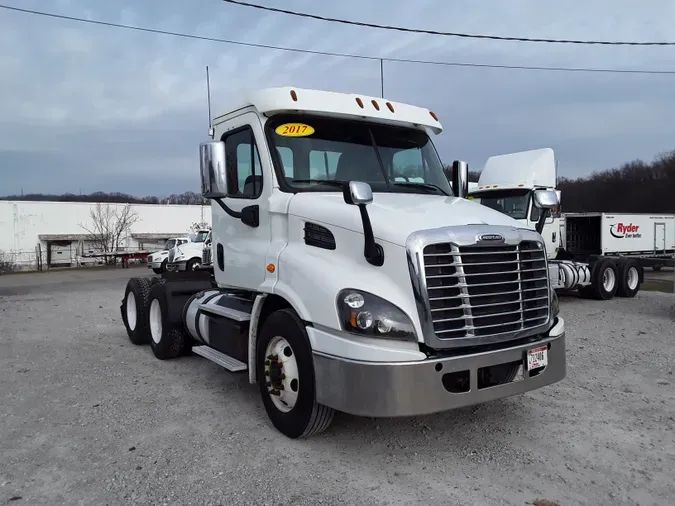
[527,346,548,370]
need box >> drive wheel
[148,282,186,360]
[616,259,641,298]
[579,258,618,300]
[120,277,153,345]
[257,309,335,439]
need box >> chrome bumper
[313,318,566,418]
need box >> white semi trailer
[469,148,675,300]
[119,87,565,439]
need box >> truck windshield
[191,231,209,243]
[265,114,453,196]
[471,189,531,220]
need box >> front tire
[256,309,335,439]
[147,282,187,360]
[121,277,153,345]
[186,258,201,271]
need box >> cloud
[1,0,674,196]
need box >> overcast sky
[1,0,674,197]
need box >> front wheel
[256,309,335,439]
[186,258,201,271]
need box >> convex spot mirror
[533,189,559,209]
[344,181,373,206]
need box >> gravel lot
[1,267,674,506]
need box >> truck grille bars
[407,227,551,350]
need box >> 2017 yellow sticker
[275,123,315,137]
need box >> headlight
[336,289,416,341]
[550,287,559,319]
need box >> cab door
[212,112,272,291]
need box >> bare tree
[80,203,140,262]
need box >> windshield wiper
[393,182,449,196]
[291,179,346,188]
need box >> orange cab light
[266,263,276,273]
[355,97,364,108]
[371,100,380,111]
[518,184,525,187]
[429,111,439,121]
[386,102,395,112]
[290,89,298,101]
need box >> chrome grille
[423,241,549,341]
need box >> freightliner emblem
[478,233,504,242]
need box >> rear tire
[147,282,187,360]
[257,309,335,439]
[579,258,618,300]
[121,277,153,345]
[616,259,641,298]
[152,268,163,274]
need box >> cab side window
[222,126,263,199]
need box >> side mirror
[533,189,559,209]
[199,141,228,198]
[451,160,469,199]
[342,181,383,266]
[343,181,373,206]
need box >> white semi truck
[119,87,566,439]
[468,148,675,300]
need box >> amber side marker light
[266,264,276,273]
[429,111,439,121]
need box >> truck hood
[288,192,528,246]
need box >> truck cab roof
[212,86,443,135]
[477,148,557,191]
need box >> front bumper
[166,260,188,272]
[312,317,566,417]
[147,260,164,269]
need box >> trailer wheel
[256,309,335,439]
[120,277,153,345]
[147,282,186,360]
[616,259,641,298]
[579,258,618,300]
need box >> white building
[0,201,211,271]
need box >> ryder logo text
[609,222,641,239]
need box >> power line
[222,0,675,46]
[2,4,675,75]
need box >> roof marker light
[290,89,298,101]
[355,97,364,108]
[371,100,380,111]
[429,111,439,121]
[386,102,395,112]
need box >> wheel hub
[263,337,299,413]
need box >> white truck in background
[147,236,192,274]
[119,86,566,439]
[166,228,211,272]
[468,148,675,300]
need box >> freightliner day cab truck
[468,148,675,300]
[119,87,566,439]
